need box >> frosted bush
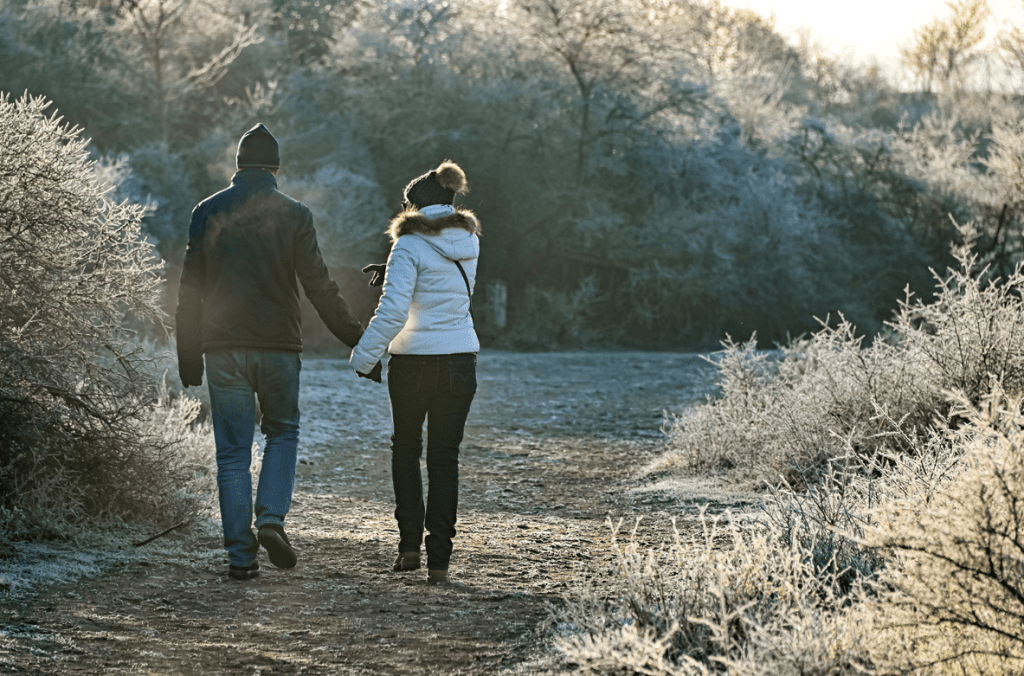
[0,94,217,538]
[654,321,933,486]
[559,380,1024,674]
[863,382,1024,675]
[554,514,873,675]
[131,377,218,526]
[657,225,1024,487]
[607,219,1024,673]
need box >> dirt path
[1,351,756,675]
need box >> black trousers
[387,353,477,570]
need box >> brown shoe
[427,569,449,585]
[393,552,421,571]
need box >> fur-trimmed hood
[388,206,481,242]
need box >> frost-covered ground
[0,351,757,675]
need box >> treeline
[3,0,1022,348]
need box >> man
[176,123,364,580]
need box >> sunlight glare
[716,0,1024,82]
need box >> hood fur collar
[388,206,481,242]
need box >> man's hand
[357,361,383,383]
[179,358,204,388]
[361,263,386,287]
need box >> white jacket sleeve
[349,243,417,374]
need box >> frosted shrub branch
[659,220,1024,488]
[558,215,1024,673]
[0,94,213,538]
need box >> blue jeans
[206,349,301,567]
[388,353,477,571]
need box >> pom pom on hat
[434,161,468,195]
[404,160,469,209]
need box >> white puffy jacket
[350,204,480,374]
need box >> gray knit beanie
[236,123,280,170]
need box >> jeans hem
[254,516,285,529]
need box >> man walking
[175,123,364,580]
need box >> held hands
[179,358,204,388]
[357,361,383,383]
[361,263,386,287]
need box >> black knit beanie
[403,160,469,209]
[236,123,280,170]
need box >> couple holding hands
[175,123,480,585]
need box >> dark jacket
[175,169,363,365]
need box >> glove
[361,263,386,287]
[357,361,383,383]
[179,358,204,388]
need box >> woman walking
[350,160,480,585]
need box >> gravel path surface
[0,351,757,675]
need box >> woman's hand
[357,361,383,383]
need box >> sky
[715,0,1024,86]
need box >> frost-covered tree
[0,0,968,350]
[117,0,263,143]
[284,0,946,348]
[0,1,137,146]
[0,94,168,532]
[998,3,1024,92]
[268,0,364,66]
[900,0,991,93]
[510,0,703,183]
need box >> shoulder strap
[452,260,473,315]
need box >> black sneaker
[228,561,260,580]
[393,552,421,571]
[258,524,297,569]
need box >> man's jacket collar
[231,168,278,191]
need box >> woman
[350,160,480,585]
